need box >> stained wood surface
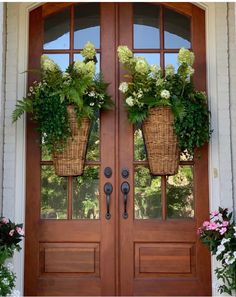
[25,3,211,296]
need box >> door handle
[121,181,130,219]
[104,182,113,220]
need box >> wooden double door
[25,2,211,296]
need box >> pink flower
[16,227,24,236]
[211,211,219,217]
[203,221,210,227]
[9,229,15,236]
[222,221,229,227]
[207,222,219,230]
[219,227,227,235]
[1,217,9,224]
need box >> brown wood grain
[25,3,211,296]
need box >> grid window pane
[74,3,100,49]
[167,166,194,219]
[73,166,100,219]
[41,166,68,219]
[44,8,70,50]
[133,3,160,49]
[164,8,191,49]
[135,166,162,219]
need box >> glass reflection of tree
[135,166,162,219]
[134,126,194,219]
[134,127,146,161]
[86,114,100,161]
[73,166,99,219]
[41,166,67,219]
[167,166,194,218]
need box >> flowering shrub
[12,42,113,155]
[118,46,211,155]
[198,208,236,295]
[0,217,24,296]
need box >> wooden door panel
[118,3,211,296]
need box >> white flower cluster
[134,58,149,75]
[117,46,133,64]
[215,237,236,265]
[41,55,61,72]
[160,90,170,100]
[74,60,95,79]
[125,89,144,107]
[119,82,129,94]
[165,64,175,76]
[81,41,96,60]
[178,48,195,66]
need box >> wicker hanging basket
[142,106,180,175]
[53,105,90,176]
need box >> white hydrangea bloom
[117,46,133,64]
[165,64,175,76]
[41,55,61,72]
[160,90,170,100]
[119,82,129,93]
[150,64,161,76]
[178,48,195,66]
[85,61,96,77]
[126,97,134,107]
[74,60,86,73]
[81,41,96,60]
[134,58,149,75]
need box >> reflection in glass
[135,166,161,219]
[41,166,68,219]
[73,166,99,219]
[134,3,160,49]
[134,127,146,161]
[134,53,160,67]
[46,54,69,71]
[74,53,100,74]
[86,114,100,161]
[74,3,100,49]
[44,8,70,50]
[167,166,194,219]
[41,140,51,161]
[164,8,191,49]
[164,53,178,72]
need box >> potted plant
[198,208,236,295]
[12,42,113,176]
[117,46,211,175]
[0,217,24,297]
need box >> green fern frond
[12,98,33,123]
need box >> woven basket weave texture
[142,106,179,175]
[53,105,90,176]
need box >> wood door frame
[25,2,210,296]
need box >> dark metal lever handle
[104,182,113,220]
[121,181,130,219]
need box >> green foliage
[118,46,211,155]
[0,217,24,296]
[198,208,236,295]
[12,42,113,156]
[0,263,16,296]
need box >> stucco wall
[2,2,236,295]
[0,3,6,214]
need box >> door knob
[104,182,113,220]
[121,181,130,219]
